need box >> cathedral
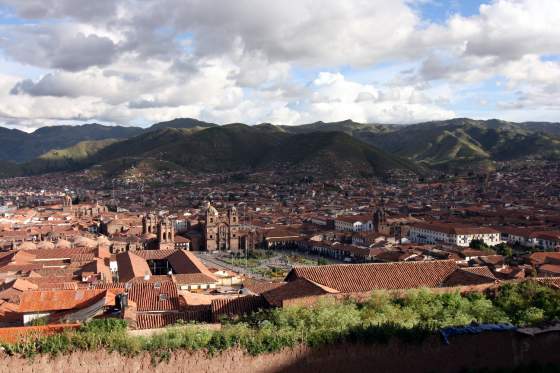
[142,213,175,250]
[203,202,240,252]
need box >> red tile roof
[529,252,560,266]
[127,282,180,312]
[173,273,218,285]
[263,278,339,307]
[442,266,497,287]
[211,295,268,321]
[242,278,285,294]
[135,310,210,329]
[538,264,560,276]
[16,289,109,313]
[285,260,460,292]
[117,250,217,283]
[116,251,151,282]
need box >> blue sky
[415,0,485,23]
[0,0,558,130]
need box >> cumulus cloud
[301,72,454,124]
[0,0,118,21]
[0,0,557,129]
[0,24,119,71]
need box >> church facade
[203,203,240,252]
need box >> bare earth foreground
[2,330,560,373]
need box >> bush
[470,239,489,250]
[3,282,560,360]
[493,281,560,326]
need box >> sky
[0,0,559,131]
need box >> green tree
[495,243,513,257]
[469,239,489,250]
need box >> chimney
[118,292,129,312]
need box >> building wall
[409,226,501,247]
[335,219,373,233]
[204,207,240,252]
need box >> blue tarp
[440,323,517,344]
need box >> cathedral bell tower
[157,217,175,250]
[62,194,73,212]
[373,207,387,234]
[142,213,158,235]
[228,206,240,252]
[205,203,219,252]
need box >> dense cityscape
[0,159,558,333]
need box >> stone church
[203,202,240,251]
[142,213,175,250]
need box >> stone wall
[2,330,560,373]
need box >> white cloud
[0,0,558,129]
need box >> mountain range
[0,118,558,178]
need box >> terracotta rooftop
[127,282,180,312]
[263,278,339,307]
[117,250,217,283]
[441,266,496,287]
[116,251,151,282]
[411,222,499,235]
[15,289,109,313]
[286,260,469,292]
[242,278,285,295]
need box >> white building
[408,222,501,247]
[335,215,373,233]
[502,228,560,250]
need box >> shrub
[3,282,560,360]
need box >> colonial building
[334,214,373,232]
[73,202,108,218]
[203,203,240,252]
[142,213,175,250]
[408,222,501,247]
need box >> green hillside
[1,117,559,177]
[39,139,118,160]
[0,123,143,162]
[366,118,560,170]
[21,139,118,175]
[0,160,22,178]
[279,119,393,135]
[13,124,420,178]
[261,131,420,177]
